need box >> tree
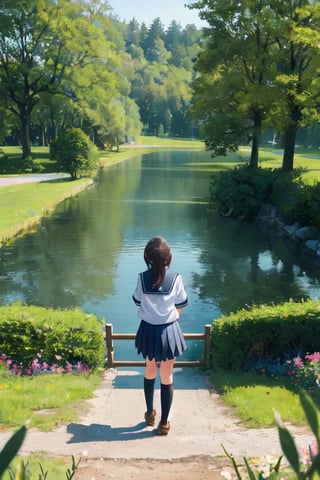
[0,0,121,161]
[190,0,320,170]
[272,2,320,171]
[50,127,98,179]
[190,0,282,166]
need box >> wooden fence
[105,323,212,369]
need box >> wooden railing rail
[105,323,211,370]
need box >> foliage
[210,299,320,371]
[0,2,203,155]
[50,128,98,179]
[287,353,320,401]
[209,165,279,219]
[0,424,27,478]
[209,164,318,225]
[223,390,320,480]
[190,0,320,171]
[292,182,320,229]
[0,303,105,369]
[0,0,123,160]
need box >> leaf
[0,425,27,477]
[14,458,26,480]
[221,444,243,480]
[243,456,258,480]
[306,453,320,478]
[299,389,320,443]
[274,409,300,475]
[273,455,283,473]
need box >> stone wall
[256,203,320,262]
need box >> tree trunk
[282,123,298,172]
[249,110,262,168]
[21,111,32,160]
[249,134,259,168]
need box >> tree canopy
[1,0,320,172]
[189,0,320,170]
[0,1,202,161]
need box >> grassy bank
[0,178,93,246]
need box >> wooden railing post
[203,324,212,370]
[105,323,115,369]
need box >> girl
[132,236,188,435]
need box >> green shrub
[50,128,98,180]
[0,303,105,369]
[293,182,320,229]
[209,165,308,223]
[211,299,320,371]
[209,165,279,219]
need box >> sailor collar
[140,269,177,294]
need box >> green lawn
[0,178,93,246]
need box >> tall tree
[0,0,120,160]
[273,1,320,171]
[190,0,320,170]
[190,0,281,166]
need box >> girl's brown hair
[144,236,172,288]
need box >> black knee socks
[144,377,155,413]
[160,383,174,424]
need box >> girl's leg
[159,359,175,429]
[144,357,157,424]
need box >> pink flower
[305,352,320,364]
[65,362,73,372]
[293,356,304,367]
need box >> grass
[0,178,94,246]
[0,370,102,432]
[211,369,320,428]
[2,454,73,480]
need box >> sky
[108,0,205,29]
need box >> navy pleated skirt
[135,320,187,361]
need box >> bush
[209,165,279,219]
[0,303,105,369]
[209,165,307,222]
[211,299,320,371]
[50,128,98,180]
[293,182,320,229]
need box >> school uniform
[133,268,188,361]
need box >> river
[0,150,319,361]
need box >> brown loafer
[144,410,156,426]
[157,421,170,435]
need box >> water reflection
[0,150,319,361]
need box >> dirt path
[0,368,313,480]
